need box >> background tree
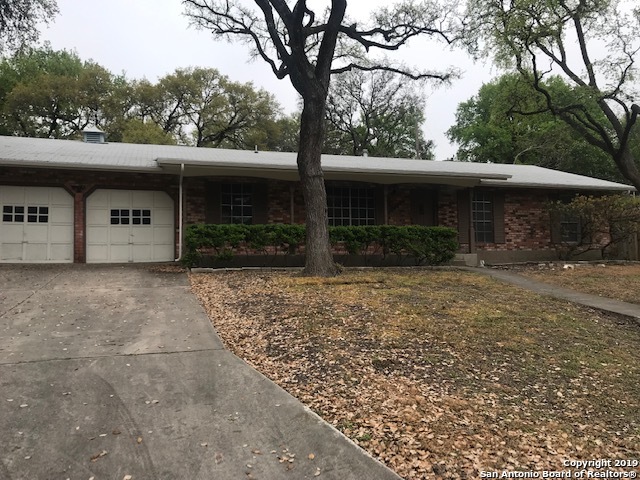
[0,46,116,139]
[462,0,640,190]
[447,73,624,182]
[324,69,434,159]
[183,0,456,275]
[125,67,281,148]
[0,0,58,53]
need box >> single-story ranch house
[0,132,635,265]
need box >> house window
[221,184,253,224]
[3,205,48,223]
[560,216,580,243]
[110,209,152,225]
[327,186,375,226]
[472,191,494,243]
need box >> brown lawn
[189,268,640,480]
[518,263,640,305]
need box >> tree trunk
[616,148,640,192]
[297,95,338,277]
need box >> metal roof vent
[82,127,106,144]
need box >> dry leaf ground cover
[189,268,640,479]
[516,263,640,305]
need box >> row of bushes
[183,223,458,266]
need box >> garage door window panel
[3,205,25,222]
[27,206,48,223]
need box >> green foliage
[183,224,458,267]
[547,194,640,260]
[0,50,283,149]
[461,0,640,189]
[447,73,624,182]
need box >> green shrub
[182,223,458,267]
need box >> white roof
[0,135,633,191]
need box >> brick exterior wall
[387,186,411,225]
[1,166,568,264]
[494,189,554,253]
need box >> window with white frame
[326,186,375,226]
[221,183,253,224]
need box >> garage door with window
[86,189,174,263]
[0,186,73,262]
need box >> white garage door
[86,189,174,263]
[0,186,74,263]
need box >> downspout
[174,163,185,262]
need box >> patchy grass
[190,268,640,480]
[519,263,640,305]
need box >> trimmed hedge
[183,223,458,267]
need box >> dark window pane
[2,206,12,213]
[121,209,129,216]
[142,209,151,216]
[132,218,141,225]
[132,209,141,216]
[40,207,48,214]
[38,216,48,223]
[121,217,130,225]
[15,215,24,222]
[110,209,119,216]
[3,214,12,222]
[111,218,119,225]
[28,215,37,223]
[28,206,37,214]
[15,206,24,213]
[142,218,151,225]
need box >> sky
[39,0,499,160]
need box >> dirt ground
[190,268,640,480]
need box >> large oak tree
[183,0,457,276]
[462,0,640,190]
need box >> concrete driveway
[0,265,399,480]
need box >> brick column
[73,191,85,263]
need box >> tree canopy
[447,73,625,182]
[461,0,640,189]
[0,48,283,149]
[324,69,435,159]
[0,0,58,53]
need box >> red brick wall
[476,189,555,253]
[2,166,563,263]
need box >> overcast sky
[40,0,499,159]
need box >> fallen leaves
[190,269,640,480]
[90,450,108,462]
